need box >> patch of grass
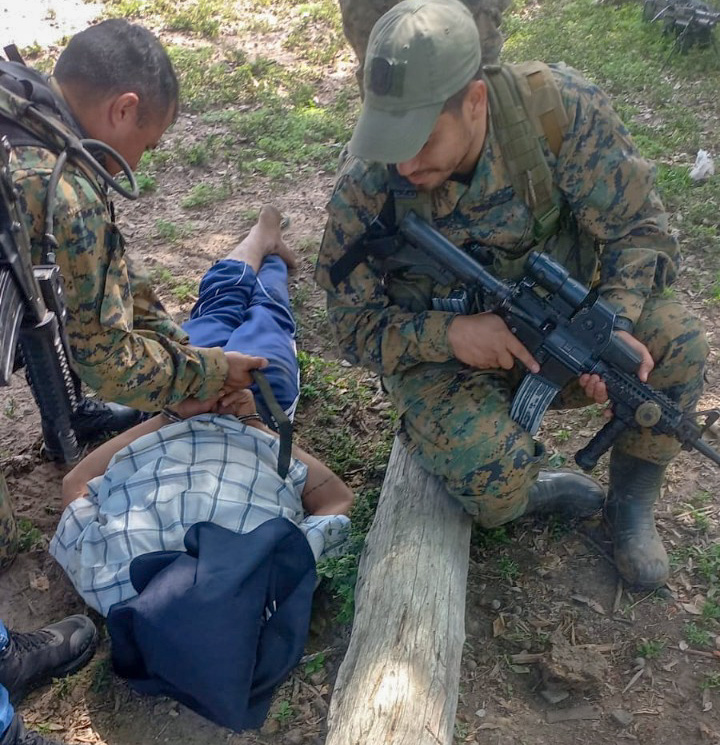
[271,699,295,724]
[239,208,260,222]
[694,544,720,585]
[284,0,346,65]
[17,518,45,552]
[168,47,289,112]
[181,182,231,209]
[685,622,713,648]
[105,0,235,37]
[303,651,326,676]
[636,638,665,659]
[702,598,720,621]
[134,171,157,194]
[209,99,352,179]
[164,0,234,37]
[498,556,521,582]
[90,658,113,694]
[702,673,720,690]
[472,525,512,550]
[4,398,17,419]
[171,281,198,303]
[316,487,381,624]
[153,219,194,243]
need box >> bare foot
[225,204,297,272]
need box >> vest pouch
[386,269,437,313]
[99,223,134,333]
[537,220,600,287]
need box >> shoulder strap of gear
[484,61,569,241]
[388,165,432,226]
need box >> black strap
[328,187,397,287]
[252,370,292,480]
[3,46,25,65]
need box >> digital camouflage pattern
[315,63,709,525]
[339,0,510,91]
[10,146,228,410]
[0,470,18,570]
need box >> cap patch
[368,57,405,97]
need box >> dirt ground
[2,1,720,744]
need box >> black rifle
[0,136,80,463]
[397,210,720,471]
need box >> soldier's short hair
[54,19,179,124]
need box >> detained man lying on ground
[49,206,353,617]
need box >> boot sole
[8,634,99,706]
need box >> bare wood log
[326,436,473,745]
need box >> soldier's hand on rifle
[223,351,268,390]
[448,313,541,373]
[579,330,655,404]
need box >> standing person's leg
[0,622,13,739]
[183,206,299,416]
[0,616,97,745]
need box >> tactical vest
[391,61,567,239]
[331,61,601,298]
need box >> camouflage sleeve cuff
[193,347,229,400]
[418,311,458,362]
[598,289,645,327]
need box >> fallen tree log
[326,435,473,745]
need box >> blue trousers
[0,619,12,735]
[183,257,299,418]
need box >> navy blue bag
[106,519,316,731]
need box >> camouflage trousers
[338,0,510,93]
[0,470,18,570]
[384,295,709,528]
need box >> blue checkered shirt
[50,414,350,616]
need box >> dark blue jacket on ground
[106,519,316,731]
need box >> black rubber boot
[605,450,669,590]
[0,615,98,705]
[42,398,147,461]
[524,470,605,518]
[0,715,69,745]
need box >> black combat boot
[524,470,605,518]
[0,715,73,745]
[42,397,147,461]
[605,450,669,589]
[0,615,97,705]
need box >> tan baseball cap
[348,0,482,164]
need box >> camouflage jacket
[0,64,228,410]
[315,64,679,379]
[10,147,228,410]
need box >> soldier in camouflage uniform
[0,472,18,570]
[315,0,709,589]
[339,0,510,93]
[0,20,266,418]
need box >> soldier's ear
[465,80,487,122]
[108,92,141,130]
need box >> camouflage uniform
[0,471,18,570]
[0,69,229,411]
[315,64,709,527]
[339,0,510,91]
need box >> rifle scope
[526,252,590,309]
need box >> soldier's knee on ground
[0,471,19,571]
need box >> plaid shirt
[50,414,350,616]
